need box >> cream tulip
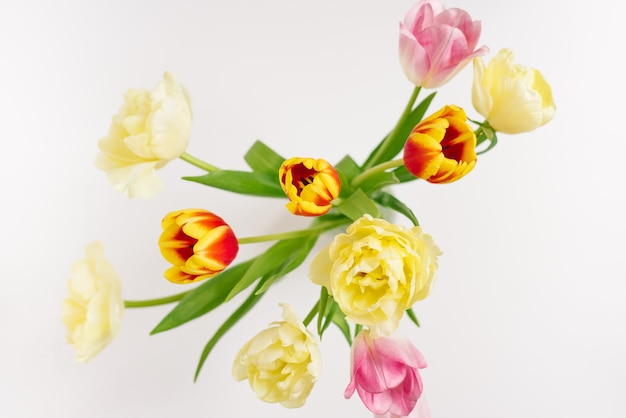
[472,49,555,134]
[232,304,321,408]
[61,241,124,362]
[95,72,192,198]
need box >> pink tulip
[399,0,489,88]
[345,330,428,416]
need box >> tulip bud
[279,157,341,216]
[158,209,238,284]
[403,105,477,184]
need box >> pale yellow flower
[95,72,192,198]
[61,241,124,362]
[472,48,555,134]
[309,215,441,337]
[232,304,322,408]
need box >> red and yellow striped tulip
[158,209,238,284]
[403,105,477,184]
[279,157,341,216]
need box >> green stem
[471,120,498,155]
[362,86,421,170]
[124,291,190,308]
[351,158,404,188]
[303,300,319,327]
[179,152,220,172]
[237,218,348,244]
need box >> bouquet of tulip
[61,1,555,416]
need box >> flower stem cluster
[64,1,555,416]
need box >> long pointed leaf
[335,189,381,221]
[406,308,420,327]
[244,140,285,176]
[320,300,337,338]
[226,236,312,301]
[183,170,284,197]
[334,155,361,197]
[331,307,352,345]
[255,235,318,295]
[358,171,399,194]
[317,286,329,337]
[150,259,254,334]
[362,92,436,168]
[375,191,419,226]
[194,277,268,381]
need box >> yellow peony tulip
[472,49,555,134]
[232,304,322,408]
[61,241,124,362]
[309,215,441,337]
[95,72,192,198]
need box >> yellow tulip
[309,215,441,337]
[232,304,321,408]
[95,72,192,198]
[61,241,124,362]
[472,49,555,134]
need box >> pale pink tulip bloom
[345,330,428,416]
[399,0,488,88]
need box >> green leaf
[320,299,338,338]
[358,171,399,194]
[360,134,389,172]
[403,92,436,135]
[362,92,436,169]
[331,307,352,345]
[375,191,419,226]
[225,236,312,301]
[335,155,361,180]
[302,299,320,327]
[244,140,285,176]
[317,286,329,337]
[406,308,420,327]
[254,234,318,295]
[335,189,381,221]
[150,259,255,334]
[335,169,353,198]
[194,276,268,381]
[183,170,285,197]
[334,155,361,197]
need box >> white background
[1,0,624,417]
